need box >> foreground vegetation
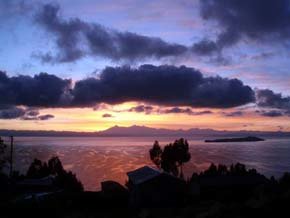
[0,138,290,217]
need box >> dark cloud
[161,107,212,115]
[251,52,275,61]
[34,52,56,63]
[25,109,39,117]
[35,3,188,63]
[192,39,219,55]
[21,114,54,120]
[194,0,290,55]
[125,105,213,116]
[35,3,87,63]
[0,106,26,119]
[102,113,113,118]
[223,111,244,117]
[72,65,255,108]
[0,71,71,107]
[37,114,54,120]
[0,105,54,120]
[163,107,192,114]
[260,110,284,117]
[128,105,154,114]
[256,89,290,111]
[2,66,290,119]
[255,89,290,117]
[194,110,213,115]
[0,65,255,109]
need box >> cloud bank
[194,0,290,55]
[35,3,188,63]
[0,71,71,107]
[72,65,255,108]
[2,65,290,119]
[25,1,290,64]
[0,65,255,110]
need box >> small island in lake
[205,136,265,143]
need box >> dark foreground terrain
[1,159,290,218]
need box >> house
[126,166,186,207]
[15,175,61,196]
[14,176,62,203]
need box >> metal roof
[127,166,161,185]
[16,175,55,187]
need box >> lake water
[6,136,290,191]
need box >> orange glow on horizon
[0,102,289,132]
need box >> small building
[16,175,57,192]
[126,166,186,207]
[14,176,61,203]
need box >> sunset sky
[0,0,290,132]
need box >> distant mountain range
[0,125,290,137]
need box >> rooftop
[127,166,161,185]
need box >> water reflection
[12,137,290,191]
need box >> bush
[26,156,83,192]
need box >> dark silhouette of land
[0,137,290,217]
[1,125,290,137]
[205,136,265,142]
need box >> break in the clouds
[35,3,188,63]
[193,0,290,55]
[72,65,255,108]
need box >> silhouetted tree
[172,138,191,178]
[161,143,179,176]
[197,163,262,179]
[149,140,162,168]
[26,156,83,192]
[231,162,247,175]
[217,164,228,175]
[204,163,218,176]
[279,172,290,190]
[48,156,65,175]
[149,138,191,178]
[27,159,49,179]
